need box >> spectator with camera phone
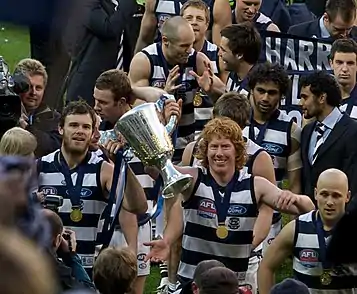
[43,209,95,291]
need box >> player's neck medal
[70,208,83,222]
[193,92,203,107]
[320,270,332,285]
[216,225,229,239]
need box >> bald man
[129,15,225,163]
[258,169,357,294]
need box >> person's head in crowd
[161,16,195,64]
[196,117,247,173]
[94,69,133,125]
[219,23,261,72]
[90,114,102,151]
[235,0,261,23]
[270,278,309,294]
[213,92,251,129]
[0,127,37,157]
[59,100,96,156]
[248,62,290,118]
[198,267,239,294]
[42,209,63,252]
[330,38,357,89]
[14,58,48,114]
[180,0,210,43]
[315,169,350,227]
[0,227,56,294]
[93,247,137,294]
[323,0,357,39]
[191,260,225,294]
[299,71,342,121]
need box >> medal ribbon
[58,151,86,209]
[210,170,239,225]
[315,212,333,270]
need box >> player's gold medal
[193,93,202,107]
[70,208,83,222]
[216,225,229,239]
[320,270,332,285]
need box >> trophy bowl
[115,101,193,198]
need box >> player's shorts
[262,218,282,255]
[110,220,152,276]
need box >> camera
[43,195,64,213]
[63,231,73,252]
[0,56,30,137]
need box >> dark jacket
[26,102,61,158]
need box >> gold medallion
[320,271,332,286]
[216,225,229,239]
[70,209,83,222]
[193,93,203,107]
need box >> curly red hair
[195,117,247,170]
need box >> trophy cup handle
[155,94,178,135]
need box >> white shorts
[262,218,282,255]
[110,221,152,276]
[242,255,261,294]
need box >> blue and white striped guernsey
[142,42,198,162]
[38,150,107,270]
[232,11,273,32]
[194,40,219,140]
[178,168,258,281]
[293,211,357,293]
[225,71,250,98]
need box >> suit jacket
[65,0,137,106]
[288,19,357,40]
[301,114,357,203]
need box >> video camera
[43,195,64,213]
[0,56,30,137]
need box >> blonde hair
[0,127,37,156]
[15,58,48,85]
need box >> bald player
[258,169,357,294]
[129,16,225,163]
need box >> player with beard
[330,39,357,119]
[144,117,314,288]
[219,23,262,97]
[258,169,357,294]
[37,101,148,276]
[245,62,302,253]
[212,0,280,45]
[129,16,225,163]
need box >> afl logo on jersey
[198,199,216,219]
[40,186,57,195]
[152,80,166,89]
[158,14,171,32]
[300,249,319,268]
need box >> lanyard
[249,120,270,145]
[58,151,86,207]
[315,212,333,270]
[209,170,239,223]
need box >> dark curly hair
[196,117,247,170]
[299,71,342,107]
[247,62,290,98]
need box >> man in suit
[65,0,138,106]
[288,0,357,40]
[299,70,357,203]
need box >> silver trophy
[112,95,193,198]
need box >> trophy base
[162,174,193,199]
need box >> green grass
[3,24,292,293]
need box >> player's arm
[258,220,295,294]
[251,151,275,248]
[163,196,184,246]
[132,86,167,103]
[134,0,158,53]
[212,0,232,45]
[101,161,148,214]
[288,122,302,194]
[181,141,196,166]
[254,176,315,215]
[267,23,280,32]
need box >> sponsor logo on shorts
[267,238,274,245]
[139,262,148,270]
[81,255,95,267]
[197,199,216,219]
[299,249,319,268]
[137,253,146,262]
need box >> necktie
[112,0,124,70]
[312,122,325,164]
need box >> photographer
[43,209,95,291]
[14,58,61,158]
